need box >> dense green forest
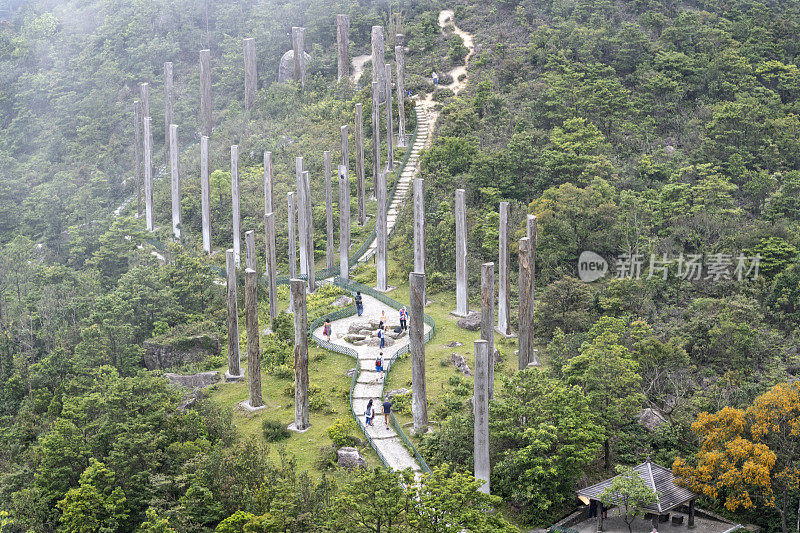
[1,0,800,531]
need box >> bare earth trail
[316,9,475,475]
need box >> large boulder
[387,328,407,339]
[348,321,374,334]
[367,336,394,347]
[337,447,366,470]
[143,334,221,370]
[456,312,481,331]
[451,353,472,376]
[278,50,312,83]
[164,371,219,389]
[637,408,668,432]
[386,388,409,399]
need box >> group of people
[364,396,393,429]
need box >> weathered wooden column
[395,42,407,147]
[453,189,468,316]
[225,249,243,380]
[243,38,257,110]
[264,151,273,215]
[199,49,212,137]
[231,145,241,266]
[371,81,381,197]
[265,212,278,321]
[371,26,386,94]
[302,170,315,292]
[518,237,532,370]
[201,136,211,253]
[291,27,306,89]
[376,171,388,291]
[336,14,350,82]
[169,124,181,240]
[341,125,349,175]
[496,202,513,336]
[413,178,425,274]
[245,230,256,271]
[287,192,297,279]
[338,165,351,280]
[143,117,154,231]
[245,268,263,408]
[354,103,366,225]
[409,271,428,434]
[139,82,150,120]
[290,279,310,430]
[527,215,539,365]
[324,151,334,270]
[384,63,394,170]
[134,100,143,217]
[296,157,307,276]
[481,263,495,399]
[164,62,174,162]
[474,339,490,493]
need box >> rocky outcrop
[337,447,367,470]
[164,371,219,389]
[332,295,354,308]
[278,50,312,83]
[637,407,668,432]
[386,388,409,399]
[456,312,481,331]
[143,334,221,370]
[451,353,472,376]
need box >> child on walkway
[399,306,407,331]
[323,318,332,341]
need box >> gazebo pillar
[688,499,695,528]
[595,500,603,532]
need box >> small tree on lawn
[599,466,658,533]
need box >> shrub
[327,417,358,447]
[262,419,290,442]
[315,444,339,470]
[310,394,334,414]
[271,363,293,379]
[392,392,412,415]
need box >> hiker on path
[323,318,332,341]
[399,306,407,331]
[377,327,385,349]
[432,71,438,86]
[365,399,374,426]
[375,352,384,379]
[355,291,363,316]
[379,310,387,330]
[382,396,392,429]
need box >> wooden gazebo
[577,460,698,531]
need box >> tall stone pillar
[338,165,350,280]
[287,192,297,279]
[291,27,306,89]
[527,215,539,365]
[481,263,495,399]
[376,172,388,291]
[164,62,174,162]
[395,43,407,147]
[518,237,532,370]
[243,38,257,110]
[291,279,310,430]
[143,117,154,231]
[371,26,385,94]
[134,100,142,217]
[264,212,278,321]
[496,202,513,336]
[302,170,315,292]
[245,268,263,407]
[225,249,243,380]
[296,157,307,276]
[371,81,381,198]
[169,124,181,240]
[354,103,366,225]
[385,63,394,170]
[337,14,350,82]
[201,136,211,253]
[409,271,428,434]
[341,125,349,174]
[231,145,241,266]
[139,82,150,121]
[474,339,490,494]
[245,230,256,271]
[324,151,334,271]
[264,151,273,215]
[199,49,212,137]
[413,178,425,274]
[453,189,468,316]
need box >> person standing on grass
[355,291,363,316]
[382,396,392,429]
[399,306,407,331]
[432,71,438,87]
[323,318,332,341]
[365,399,374,426]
